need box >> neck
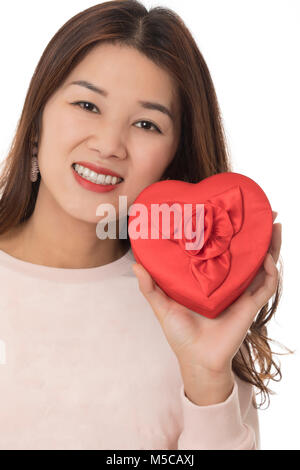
[7,185,130,269]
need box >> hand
[132,211,281,381]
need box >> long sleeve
[177,373,260,450]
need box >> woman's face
[37,43,181,224]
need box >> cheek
[41,102,87,154]
[124,148,173,205]
[38,111,88,182]
[132,143,174,181]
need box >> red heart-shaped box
[128,172,273,319]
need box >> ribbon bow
[146,185,244,297]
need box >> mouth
[71,163,124,186]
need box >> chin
[60,202,100,225]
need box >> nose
[89,123,128,162]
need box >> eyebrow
[68,80,175,123]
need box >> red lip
[73,161,123,179]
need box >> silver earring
[30,140,40,183]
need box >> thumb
[132,263,156,295]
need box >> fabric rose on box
[149,185,244,296]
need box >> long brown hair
[0,0,293,408]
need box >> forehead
[64,43,179,113]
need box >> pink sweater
[0,247,260,450]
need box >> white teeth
[89,171,98,183]
[105,175,112,184]
[96,173,106,184]
[73,164,122,185]
[77,166,85,176]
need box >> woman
[0,0,287,450]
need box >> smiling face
[36,42,181,224]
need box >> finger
[272,211,278,222]
[131,263,171,324]
[269,223,282,264]
[250,253,279,310]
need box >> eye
[72,101,99,114]
[71,101,162,133]
[135,120,162,134]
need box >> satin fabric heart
[128,172,273,319]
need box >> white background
[0,0,299,450]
